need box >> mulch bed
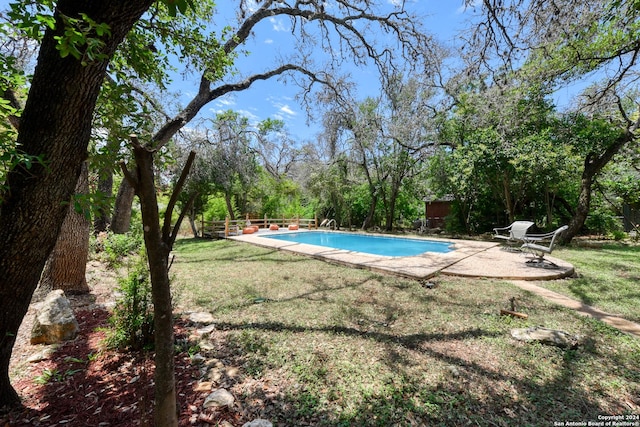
[1,309,242,427]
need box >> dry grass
[171,238,640,426]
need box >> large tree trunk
[93,169,114,234]
[37,162,91,300]
[111,176,136,234]
[562,129,634,244]
[0,0,153,408]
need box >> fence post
[225,216,229,238]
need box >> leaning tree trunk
[111,175,136,234]
[561,129,634,244]
[37,162,91,300]
[0,0,153,408]
[224,191,236,220]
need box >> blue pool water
[263,231,453,257]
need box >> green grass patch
[549,243,640,323]
[172,238,640,426]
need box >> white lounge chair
[493,221,534,247]
[521,225,569,265]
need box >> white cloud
[235,109,261,123]
[215,97,236,108]
[387,0,416,6]
[266,96,298,120]
[269,16,287,32]
[264,38,274,44]
[279,104,297,117]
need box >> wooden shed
[423,195,453,229]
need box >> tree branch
[152,64,330,148]
[169,192,197,249]
[162,150,196,244]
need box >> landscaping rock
[27,346,59,363]
[190,353,207,365]
[511,326,580,348]
[242,420,273,427]
[190,311,215,324]
[194,381,212,392]
[196,324,216,336]
[447,365,461,377]
[30,290,79,345]
[203,388,235,408]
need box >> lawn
[549,243,640,323]
[171,238,640,426]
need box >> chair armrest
[522,231,554,243]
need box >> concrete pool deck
[229,229,575,281]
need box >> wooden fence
[201,214,318,238]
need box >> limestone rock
[30,290,79,345]
[195,324,216,336]
[203,388,235,408]
[242,420,273,427]
[190,353,207,365]
[194,381,212,392]
[190,311,215,324]
[511,326,579,348]
[27,346,59,363]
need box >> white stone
[189,312,215,324]
[511,327,579,348]
[27,346,58,363]
[203,388,235,408]
[196,324,216,335]
[30,290,78,345]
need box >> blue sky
[169,1,479,142]
[0,0,499,141]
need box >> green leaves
[7,0,56,40]
[53,13,112,65]
[160,0,196,17]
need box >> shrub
[106,253,154,351]
[101,231,144,266]
[585,206,622,236]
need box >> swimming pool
[263,231,453,257]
